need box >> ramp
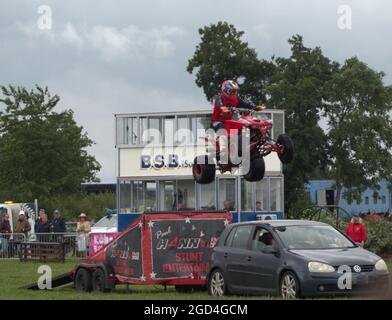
[20,272,73,290]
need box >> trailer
[32,211,231,293]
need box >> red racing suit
[211,93,255,123]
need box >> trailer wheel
[92,268,111,293]
[75,268,92,292]
[175,285,193,293]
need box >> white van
[0,203,36,234]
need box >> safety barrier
[0,233,27,259]
[0,232,90,259]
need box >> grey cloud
[1,0,392,181]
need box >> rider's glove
[255,104,266,111]
[220,106,230,113]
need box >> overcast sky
[1,0,391,182]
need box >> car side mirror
[262,245,278,254]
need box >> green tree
[0,85,101,201]
[323,57,392,206]
[267,35,336,214]
[187,21,274,103]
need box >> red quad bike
[192,106,294,184]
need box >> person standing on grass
[35,212,51,242]
[345,215,367,247]
[0,213,12,257]
[51,210,66,233]
[76,213,91,258]
[50,209,66,243]
[15,211,31,237]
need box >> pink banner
[89,232,119,256]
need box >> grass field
[0,258,391,300]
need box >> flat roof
[114,108,285,118]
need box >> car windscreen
[274,225,355,250]
[93,215,118,228]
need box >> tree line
[187,21,392,216]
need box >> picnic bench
[19,242,65,263]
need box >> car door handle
[247,256,252,261]
[224,253,228,258]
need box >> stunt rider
[211,80,265,159]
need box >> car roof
[231,219,329,228]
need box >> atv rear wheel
[277,134,294,164]
[193,155,216,184]
[243,157,265,182]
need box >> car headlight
[308,262,335,273]
[375,259,389,272]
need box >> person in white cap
[15,211,31,236]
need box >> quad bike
[192,106,294,184]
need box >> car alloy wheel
[280,272,298,299]
[209,270,225,297]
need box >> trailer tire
[75,268,92,292]
[92,268,111,293]
[175,285,193,293]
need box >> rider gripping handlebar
[211,80,265,131]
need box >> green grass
[0,258,391,300]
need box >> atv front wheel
[243,157,265,182]
[277,134,294,164]
[193,155,216,184]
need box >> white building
[115,109,285,231]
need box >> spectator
[76,213,91,258]
[256,201,262,211]
[345,215,367,247]
[51,210,66,233]
[223,200,234,211]
[15,211,31,237]
[0,213,11,234]
[0,213,12,257]
[35,212,51,242]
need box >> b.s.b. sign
[141,154,194,169]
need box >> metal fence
[0,232,90,259]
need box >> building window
[256,179,269,211]
[176,116,192,144]
[199,181,216,210]
[132,118,139,144]
[116,117,127,145]
[177,180,196,210]
[119,180,157,213]
[164,117,175,145]
[270,178,282,212]
[160,180,175,211]
[159,180,196,211]
[147,117,162,144]
[140,117,148,144]
[191,115,210,145]
[382,195,386,204]
[241,179,253,211]
[219,179,236,211]
[119,180,132,213]
[365,196,369,205]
